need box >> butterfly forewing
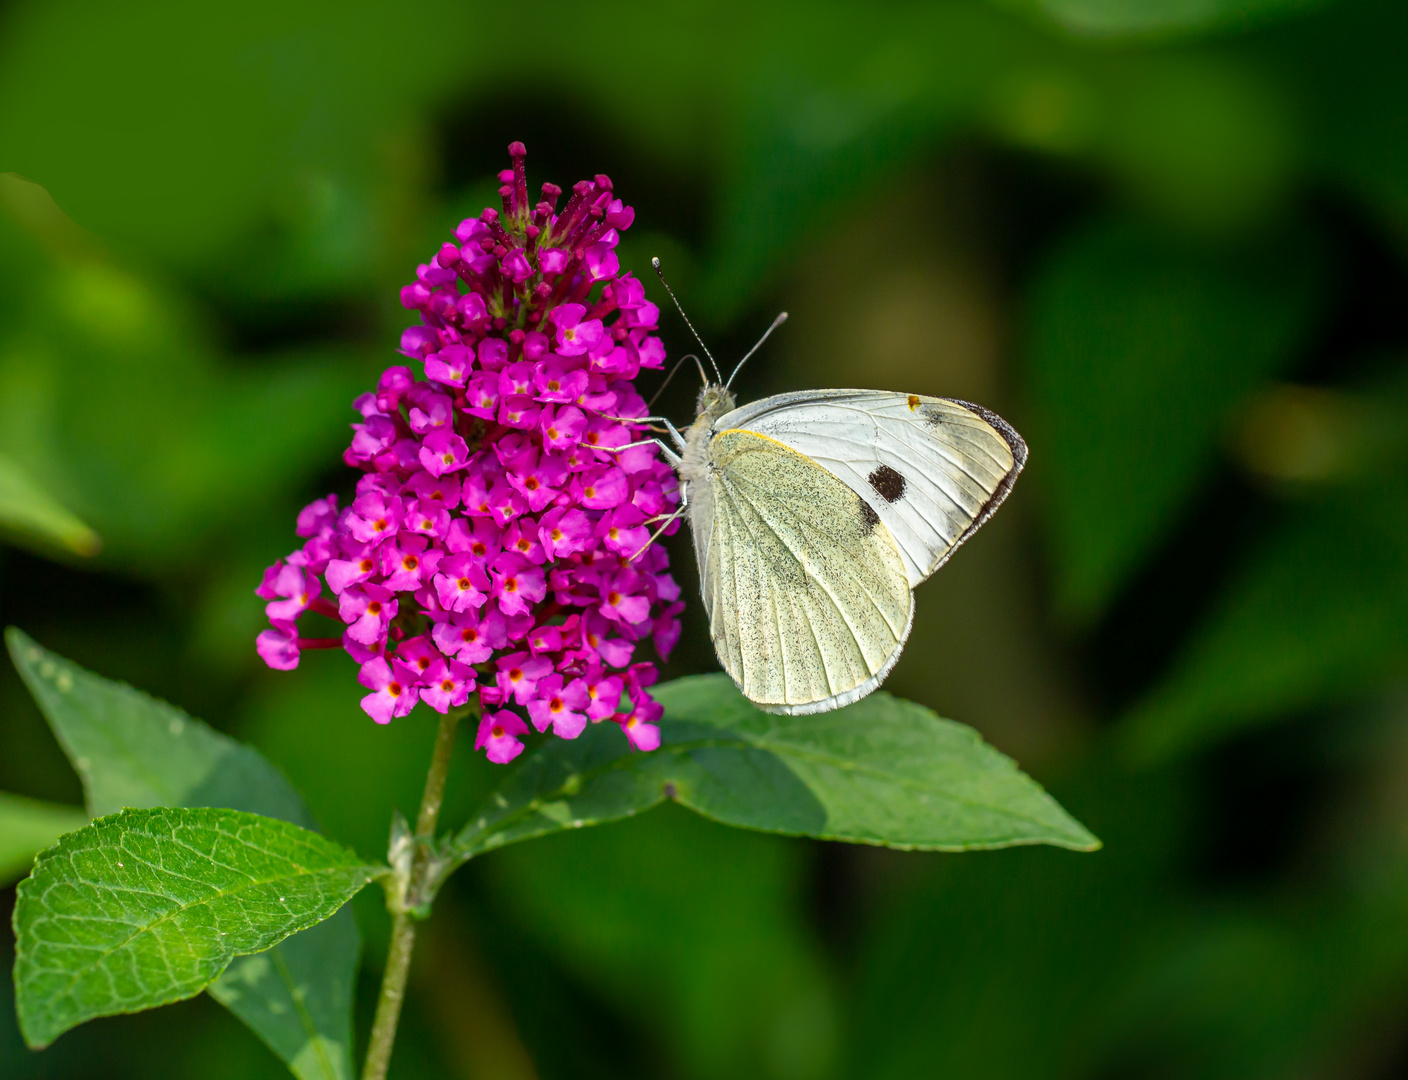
[714,391,1026,587]
[693,429,913,715]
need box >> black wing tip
[939,397,1028,549]
[943,398,1029,476]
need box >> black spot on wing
[859,499,880,530]
[868,464,907,503]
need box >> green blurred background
[4,0,1408,1076]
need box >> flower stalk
[362,699,471,1080]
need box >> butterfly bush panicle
[256,143,683,763]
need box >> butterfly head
[695,382,736,424]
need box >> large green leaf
[1025,218,1323,620]
[0,451,99,556]
[1119,484,1408,764]
[12,807,381,1050]
[0,791,86,886]
[452,674,1098,863]
[7,628,364,1080]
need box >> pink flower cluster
[256,143,682,763]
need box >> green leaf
[1025,218,1323,620]
[453,674,1098,862]
[0,791,87,886]
[12,806,382,1050]
[7,627,363,1080]
[1119,484,1408,764]
[7,628,311,825]
[0,450,99,556]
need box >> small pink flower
[551,303,604,357]
[420,429,471,477]
[597,505,651,557]
[420,658,477,713]
[262,563,321,622]
[540,405,587,450]
[404,498,450,539]
[585,241,619,281]
[575,466,629,510]
[326,545,380,594]
[339,583,397,646]
[475,710,529,764]
[496,650,553,706]
[498,395,541,431]
[527,675,590,738]
[432,606,505,663]
[395,635,441,682]
[538,507,594,558]
[433,553,490,613]
[425,345,473,387]
[359,657,418,724]
[621,711,661,751]
[296,495,340,538]
[534,357,589,403]
[463,372,500,418]
[599,571,652,626]
[346,491,404,544]
[381,534,442,592]
[490,553,547,616]
[582,662,624,720]
[407,388,454,434]
[256,622,301,670]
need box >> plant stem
[361,912,416,1080]
[361,703,468,1080]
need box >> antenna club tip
[778,312,789,322]
[651,256,661,268]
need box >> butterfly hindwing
[691,428,913,715]
[715,391,1027,587]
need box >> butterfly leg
[613,437,683,468]
[602,415,688,452]
[627,481,689,563]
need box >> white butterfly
[634,262,1027,715]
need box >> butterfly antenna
[647,353,693,410]
[653,257,722,384]
[725,311,788,390]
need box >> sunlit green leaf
[1026,218,1323,620]
[7,628,363,1080]
[453,674,1098,862]
[0,450,99,556]
[0,790,86,886]
[12,807,381,1049]
[1119,484,1408,764]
